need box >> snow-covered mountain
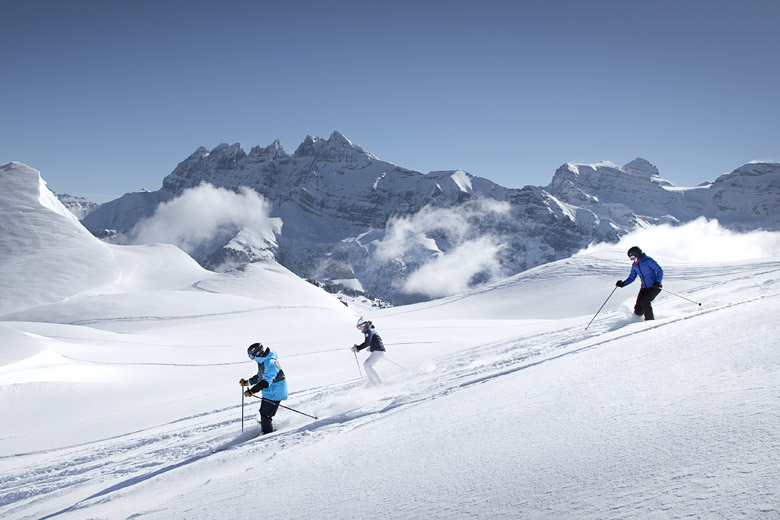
[54,192,100,220]
[2,158,779,519]
[545,158,780,230]
[79,132,780,304]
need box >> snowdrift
[0,162,209,318]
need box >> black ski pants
[259,398,280,434]
[634,285,662,320]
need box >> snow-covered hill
[1,160,779,519]
[77,133,780,305]
[0,163,208,317]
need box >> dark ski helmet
[627,246,643,259]
[247,342,269,359]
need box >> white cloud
[373,199,511,297]
[402,236,504,297]
[582,217,780,262]
[374,199,510,261]
[128,183,280,256]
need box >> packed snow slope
[1,163,779,519]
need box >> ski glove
[615,280,624,288]
[653,282,662,289]
[239,378,250,387]
[351,345,358,353]
[244,389,254,397]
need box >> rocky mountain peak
[622,158,660,177]
[292,131,376,163]
[249,139,288,159]
[716,161,780,181]
[294,135,319,157]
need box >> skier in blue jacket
[616,246,664,320]
[240,343,288,434]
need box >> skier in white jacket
[352,317,385,385]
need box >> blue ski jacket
[622,254,664,289]
[249,350,288,401]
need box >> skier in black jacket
[351,317,385,385]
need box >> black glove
[243,389,253,397]
[239,378,249,387]
[653,282,662,289]
[257,380,269,390]
[615,280,624,288]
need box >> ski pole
[661,288,702,306]
[383,356,406,370]
[585,286,618,330]
[249,394,319,420]
[353,350,364,379]
[241,387,245,432]
[278,403,319,420]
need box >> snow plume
[374,200,510,297]
[128,183,281,260]
[402,235,504,297]
[582,217,780,262]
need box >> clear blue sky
[2,0,778,202]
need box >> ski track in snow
[64,304,331,327]
[2,262,779,519]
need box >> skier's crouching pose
[240,343,288,434]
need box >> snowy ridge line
[50,339,361,362]
[60,303,341,326]
[282,346,357,358]
[58,353,246,367]
[65,308,262,326]
[12,332,244,349]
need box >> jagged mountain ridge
[158,132,502,242]
[81,132,780,304]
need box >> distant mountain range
[73,131,780,304]
[54,192,101,220]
